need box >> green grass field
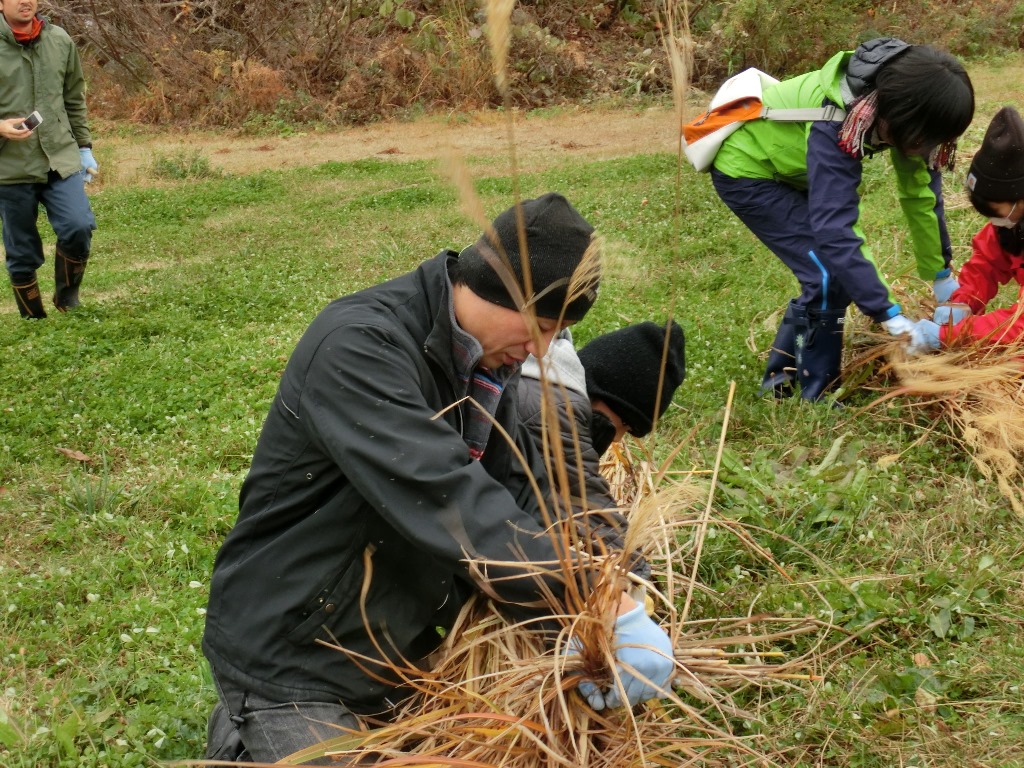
[2,55,1024,767]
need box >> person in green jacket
[710,38,974,401]
[0,0,98,319]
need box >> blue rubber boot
[759,300,802,398]
[795,307,846,402]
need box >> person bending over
[202,193,676,764]
[709,38,973,400]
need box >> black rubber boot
[759,300,802,398]
[795,307,846,402]
[53,247,87,312]
[12,278,47,319]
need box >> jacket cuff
[875,304,902,324]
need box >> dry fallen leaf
[56,447,92,463]
[876,454,900,469]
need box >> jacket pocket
[284,558,365,645]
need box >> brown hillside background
[41,0,1024,129]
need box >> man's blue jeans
[0,170,96,282]
[206,668,365,765]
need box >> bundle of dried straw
[840,276,1024,513]
[876,338,1024,514]
[278,419,831,767]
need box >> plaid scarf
[448,300,518,461]
[927,142,958,173]
[459,367,508,461]
[838,90,878,159]
[839,89,958,171]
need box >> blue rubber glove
[908,319,941,355]
[576,604,674,710]
[80,147,98,182]
[933,275,959,303]
[883,315,941,355]
[933,304,971,326]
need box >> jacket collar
[421,251,519,395]
[421,251,465,384]
[1,13,46,46]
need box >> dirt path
[101,105,682,186]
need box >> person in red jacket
[921,107,1024,348]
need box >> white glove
[884,315,940,356]
[882,314,916,337]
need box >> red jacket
[942,224,1024,345]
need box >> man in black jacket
[202,192,675,764]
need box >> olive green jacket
[0,16,91,183]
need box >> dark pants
[206,667,364,765]
[711,169,852,312]
[0,171,96,282]
[712,170,848,400]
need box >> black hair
[448,253,464,285]
[968,188,1001,217]
[995,223,1024,255]
[968,190,1024,253]
[875,45,974,154]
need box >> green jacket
[0,16,91,184]
[713,48,953,319]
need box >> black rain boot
[759,300,802,398]
[795,307,846,402]
[12,278,47,319]
[53,247,87,312]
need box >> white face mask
[990,201,1020,229]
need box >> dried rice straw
[841,274,1024,512]
[272,383,835,767]
[869,336,1024,514]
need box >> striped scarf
[448,301,518,461]
[458,367,508,461]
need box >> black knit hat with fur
[966,106,1024,202]
[457,193,599,321]
[578,320,686,438]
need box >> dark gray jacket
[203,251,573,712]
[516,334,649,580]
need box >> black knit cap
[578,320,686,437]
[966,107,1024,202]
[457,192,599,321]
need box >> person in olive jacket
[0,0,98,318]
[203,193,676,764]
